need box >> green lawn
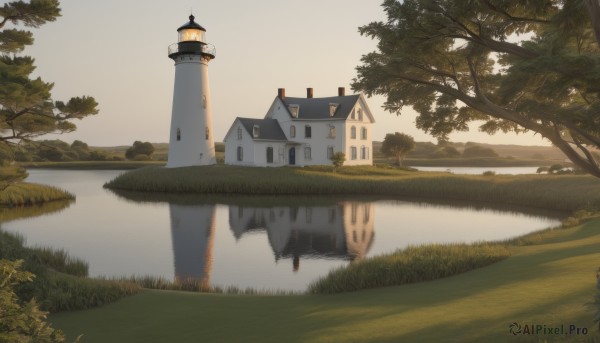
[50,219,600,343]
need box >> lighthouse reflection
[228,202,375,271]
[169,204,216,286]
[167,201,375,283]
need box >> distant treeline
[11,140,124,162]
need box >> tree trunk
[586,0,600,47]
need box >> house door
[289,147,296,165]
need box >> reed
[104,165,600,212]
[111,275,298,296]
[307,243,510,294]
[0,182,74,207]
[0,229,141,312]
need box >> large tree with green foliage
[381,132,415,166]
[0,0,98,185]
[353,0,600,177]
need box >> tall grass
[104,165,600,212]
[0,230,141,312]
[112,275,298,296]
[0,182,74,207]
[307,243,510,294]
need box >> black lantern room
[168,15,215,60]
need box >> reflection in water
[169,204,216,287]
[228,202,375,272]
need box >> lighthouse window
[203,95,207,109]
[205,127,209,140]
[177,128,181,141]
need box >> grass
[104,165,600,212]
[0,230,141,313]
[0,182,74,207]
[49,218,600,343]
[400,157,563,167]
[20,160,165,170]
[307,243,511,294]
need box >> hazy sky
[19,0,549,146]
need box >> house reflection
[169,204,216,287]
[229,202,375,271]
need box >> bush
[125,141,155,160]
[308,243,510,293]
[462,145,499,158]
[0,259,67,343]
[330,152,346,170]
[482,171,496,176]
[133,154,151,161]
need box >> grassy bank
[50,218,600,342]
[20,161,165,170]
[104,165,600,212]
[0,230,140,312]
[0,182,74,207]
[308,243,511,294]
[401,157,562,167]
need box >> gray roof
[281,95,361,120]
[238,118,287,141]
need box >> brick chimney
[307,88,313,98]
[278,88,286,100]
[338,87,345,96]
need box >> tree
[330,152,346,171]
[0,259,66,343]
[381,132,415,166]
[125,141,154,160]
[0,0,98,183]
[462,145,499,158]
[353,0,600,177]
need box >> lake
[1,169,562,291]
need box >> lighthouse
[166,15,216,168]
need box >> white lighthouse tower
[166,15,216,168]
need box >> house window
[351,126,356,139]
[329,103,338,116]
[361,127,367,140]
[266,147,274,163]
[351,109,356,120]
[358,109,363,121]
[304,146,312,160]
[305,125,311,138]
[327,146,334,159]
[205,127,209,140]
[177,128,181,141]
[350,146,357,160]
[361,146,367,159]
[290,125,296,138]
[289,104,299,118]
[237,146,243,161]
[253,125,260,138]
[237,127,242,140]
[328,208,336,223]
[328,125,336,138]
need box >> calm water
[415,166,540,174]
[1,169,561,291]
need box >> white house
[223,87,375,167]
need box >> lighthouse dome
[177,15,206,42]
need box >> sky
[18,0,550,147]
